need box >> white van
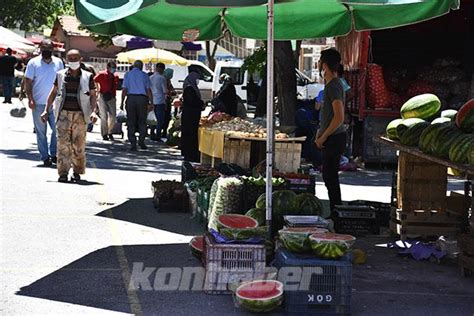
[212,60,324,109]
[116,60,214,102]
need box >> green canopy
[74,0,459,41]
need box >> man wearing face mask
[94,61,119,141]
[315,48,346,216]
[41,49,99,183]
[25,40,64,166]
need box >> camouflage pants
[56,110,87,176]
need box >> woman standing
[181,72,203,162]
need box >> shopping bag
[147,110,158,126]
[10,100,27,118]
[116,110,127,123]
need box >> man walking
[94,61,119,141]
[41,49,98,183]
[25,40,64,166]
[120,60,153,151]
[315,49,346,215]
[150,62,167,141]
[0,48,17,104]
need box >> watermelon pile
[235,280,284,313]
[386,96,474,167]
[309,233,356,259]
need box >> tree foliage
[242,46,266,77]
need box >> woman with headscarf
[161,68,176,138]
[211,73,238,117]
[181,72,203,162]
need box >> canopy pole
[265,0,274,239]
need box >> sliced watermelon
[236,280,283,313]
[217,214,258,230]
[309,233,356,259]
[279,227,328,253]
[189,236,204,259]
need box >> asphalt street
[1,99,473,316]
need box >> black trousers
[126,95,148,145]
[321,132,347,212]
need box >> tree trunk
[205,41,216,71]
[255,68,267,117]
[275,41,296,126]
[293,40,302,67]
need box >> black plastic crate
[348,200,392,227]
[284,174,316,194]
[334,205,378,236]
[273,248,352,315]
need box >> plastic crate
[273,248,352,315]
[348,199,392,227]
[203,233,266,294]
[197,187,210,225]
[284,174,316,194]
[334,205,379,236]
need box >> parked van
[212,60,324,109]
[116,60,214,102]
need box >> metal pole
[265,0,274,239]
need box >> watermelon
[220,226,267,240]
[469,143,474,165]
[449,134,474,164]
[441,109,457,121]
[431,117,451,125]
[279,227,328,253]
[396,118,426,139]
[245,208,266,226]
[432,124,464,158]
[235,280,284,313]
[386,118,404,140]
[189,236,204,259]
[400,121,429,146]
[455,99,474,133]
[309,233,356,259]
[400,94,441,119]
[419,122,451,153]
[216,214,258,230]
[295,193,327,218]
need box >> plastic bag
[146,110,157,126]
[10,100,27,118]
[116,110,127,123]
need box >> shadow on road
[96,199,205,236]
[16,244,243,316]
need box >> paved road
[1,99,473,316]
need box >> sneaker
[108,134,114,141]
[43,158,52,167]
[139,143,148,150]
[58,175,68,183]
[72,173,81,181]
[51,156,57,164]
[103,135,109,141]
[130,145,137,151]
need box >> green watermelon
[431,124,464,158]
[279,227,327,253]
[400,94,441,119]
[245,208,266,226]
[468,143,474,165]
[441,109,458,121]
[236,280,284,313]
[309,233,356,259]
[449,134,474,164]
[396,118,426,139]
[400,121,429,146]
[255,194,266,209]
[219,226,267,240]
[386,118,403,140]
[431,117,451,125]
[189,236,204,259]
[419,121,451,153]
[255,190,298,215]
[455,99,474,133]
[217,214,258,230]
[295,193,327,218]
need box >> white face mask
[69,62,80,70]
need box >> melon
[468,143,474,165]
[189,236,204,259]
[309,233,356,259]
[245,208,266,226]
[386,118,403,140]
[255,190,298,215]
[431,117,451,125]
[396,118,425,139]
[431,124,463,158]
[216,214,258,230]
[279,227,327,253]
[400,121,429,146]
[441,109,457,121]
[219,226,267,241]
[449,134,474,164]
[400,93,441,119]
[235,280,283,313]
[455,99,474,133]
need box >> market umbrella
[116,47,189,65]
[0,26,35,53]
[75,0,459,235]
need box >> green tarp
[74,0,459,40]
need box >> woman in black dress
[181,72,203,162]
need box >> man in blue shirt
[120,60,153,151]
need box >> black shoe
[2,100,6,104]
[58,175,68,183]
[103,135,109,141]
[130,145,137,151]
[72,173,81,181]
[43,158,52,167]
[139,143,148,150]
[51,156,57,164]
[108,134,114,141]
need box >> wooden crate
[458,233,474,277]
[200,152,222,167]
[275,142,302,173]
[397,152,448,211]
[223,138,251,168]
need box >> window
[188,65,213,82]
[220,67,244,85]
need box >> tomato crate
[203,233,266,294]
[196,187,210,225]
[273,248,352,315]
